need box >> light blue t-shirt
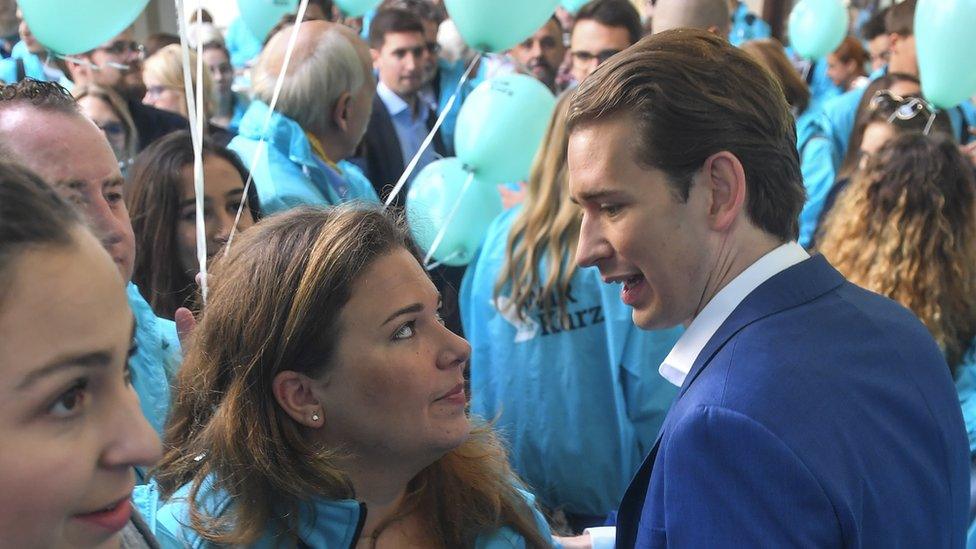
[461,207,682,516]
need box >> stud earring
[311,412,320,422]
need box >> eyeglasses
[96,40,145,58]
[145,85,180,99]
[570,49,621,64]
[96,121,126,137]
[869,89,938,133]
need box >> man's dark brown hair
[368,8,425,49]
[886,0,916,37]
[576,0,644,45]
[568,28,805,242]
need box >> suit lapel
[616,256,847,541]
[677,255,844,399]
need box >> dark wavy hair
[819,133,976,374]
[126,130,258,319]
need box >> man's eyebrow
[382,303,424,326]
[54,179,86,192]
[573,189,624,204]
[16,352,112,390]
[103,177,124,189]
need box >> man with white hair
[228,20,379,214]
[651,0,731,36]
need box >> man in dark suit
[362,8,445,208]
[66,27,187,152]
[566,29,969,548]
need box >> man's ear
[703,151,747,233]
[333,91,352,133]
[272,370,326,429]
[65,53,93,84]
[370,48,380,69]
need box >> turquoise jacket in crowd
[127,283,181,436]
[951,340,976,548]
[228,101,380,215]
[136,475,555,548]
[224,17,263,69]
[460,207,683,517]
[728,1,771,46]
[432,57,477,157]
[798,69,976,247]
[0,41,72,87]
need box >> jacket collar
[236,100,321,173]
[675,254,845,399]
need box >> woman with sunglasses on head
[144,205,554,548]
[127,130,259,321]
[74,83,140,174]
[0,162,162,548]
[817,132,976,505]
[810,82,955,240]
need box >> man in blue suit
[566,29,969,548]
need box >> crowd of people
[2,0,976,547]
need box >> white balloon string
[423,169,475,267]
[227,0,311,252]
[194,5,207,303]
[174,0,209,303]
[383,53,482,209]
[425,250,462,271]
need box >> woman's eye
[181,209,196,222]
[49,380,88,418]
[393,321,416,341]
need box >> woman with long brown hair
[127,130,258,320]
[147,205,553,548]
[460,93,681,532]
[818,132,976,454]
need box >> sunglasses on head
[869,89,938,134]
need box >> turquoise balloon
[444,0,560,52]
[788,0,848,60]
[237,0,297,43]
[454,74,557,185]
[406,158,502,267]
[916,0,976,109]
[335,0,381,17]
[18,0,149,55]
[561,0,590,15]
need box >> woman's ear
[272,370,326,428]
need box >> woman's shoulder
[474,488,556,549]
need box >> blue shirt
[729,2,772,46]
[126,283,181,436]
[139,475,555,548]
[461,207,682,516]
[0,41,72,87]
[376,81,439,180]
[228,100,380,215]
[224,17,264,69]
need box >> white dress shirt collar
[658,242,810,387]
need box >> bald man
[651,0,731,36]
[227,20,380,214]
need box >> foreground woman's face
[0,229,160,548]
[319,248,472,465]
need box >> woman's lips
[72,496,132,533]
[436,383,467,406]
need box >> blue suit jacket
[615,255,969,548]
